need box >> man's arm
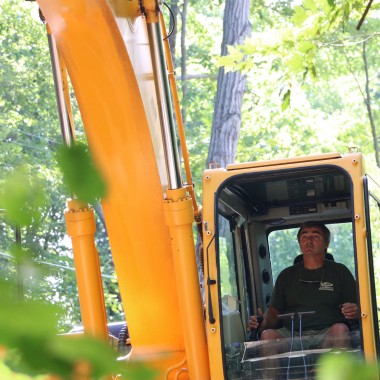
[339,264,359,320]
[249,306,280,333]
[249,268,286,334]
[341,302,359,320]
[259,306,280,334]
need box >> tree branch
[180,0,188,123]
[362,40,380,166]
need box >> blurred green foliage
[0,275,157,379]
[0,148,154,379]
[0,0,123,331]
[56,144,107,205]
[317,352,378,380]
[0,361,48,380]
[0,166,47,227]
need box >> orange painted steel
[163,188,210,380]
[65,199,109,341]
[36,0,190,376]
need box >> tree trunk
[206,0,251,168]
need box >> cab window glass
[218,214,247,378]
[215,165,359,379]
[368,185,380,338]
[219,215,238,302]
[268,223,355,282]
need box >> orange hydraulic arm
[36,0,210,378]
[44,19,109,343]
[142,6,210,379]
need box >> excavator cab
[202,152,380,379]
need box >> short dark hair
[297,221,331,245]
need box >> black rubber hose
[117,324,130,356]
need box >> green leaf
[281,89,291,111]
[122,362,158,380]
[48,335,120,378]
[317,352,378,380]
[0,299,61,345]
[285,54,304,73]
[309,63,317,79]
[292,6,309,26]
[218,44,247,69]
[0,294,67,377]
[55,143,107,204]
[0,361,48,379]
[0,286,157,380]
[303,0,318,12]
[49,337,158,379]
[297,40,316,54]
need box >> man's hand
[341,302,359,320]
[249,307,264,329]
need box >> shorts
[276,326,330,350]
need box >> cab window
[268,223,355,282]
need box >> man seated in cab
[249,221,359,349]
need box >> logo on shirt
[319,281,334,291]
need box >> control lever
[297,311,316,318]
[297,311,315,380]
[277,311,315,380]
[248,314,263,341]
[277,312,296,320]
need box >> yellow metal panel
[36,0,185,374]
[350,155,377,360]
[333,154,377,359]
[227,152,342,171]
[202,168,228,380]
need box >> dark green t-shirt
[270,260,357,331]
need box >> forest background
[0,0,379,377]
[1,0,380,330]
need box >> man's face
[298,226,329,257]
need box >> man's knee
[328,323,349,335]
[260,329,284,340]
[322,323,351,348]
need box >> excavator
[18,0,380,378]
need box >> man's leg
[259,329,290,378]
[260,329,285,340]
[321,323,350,348]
